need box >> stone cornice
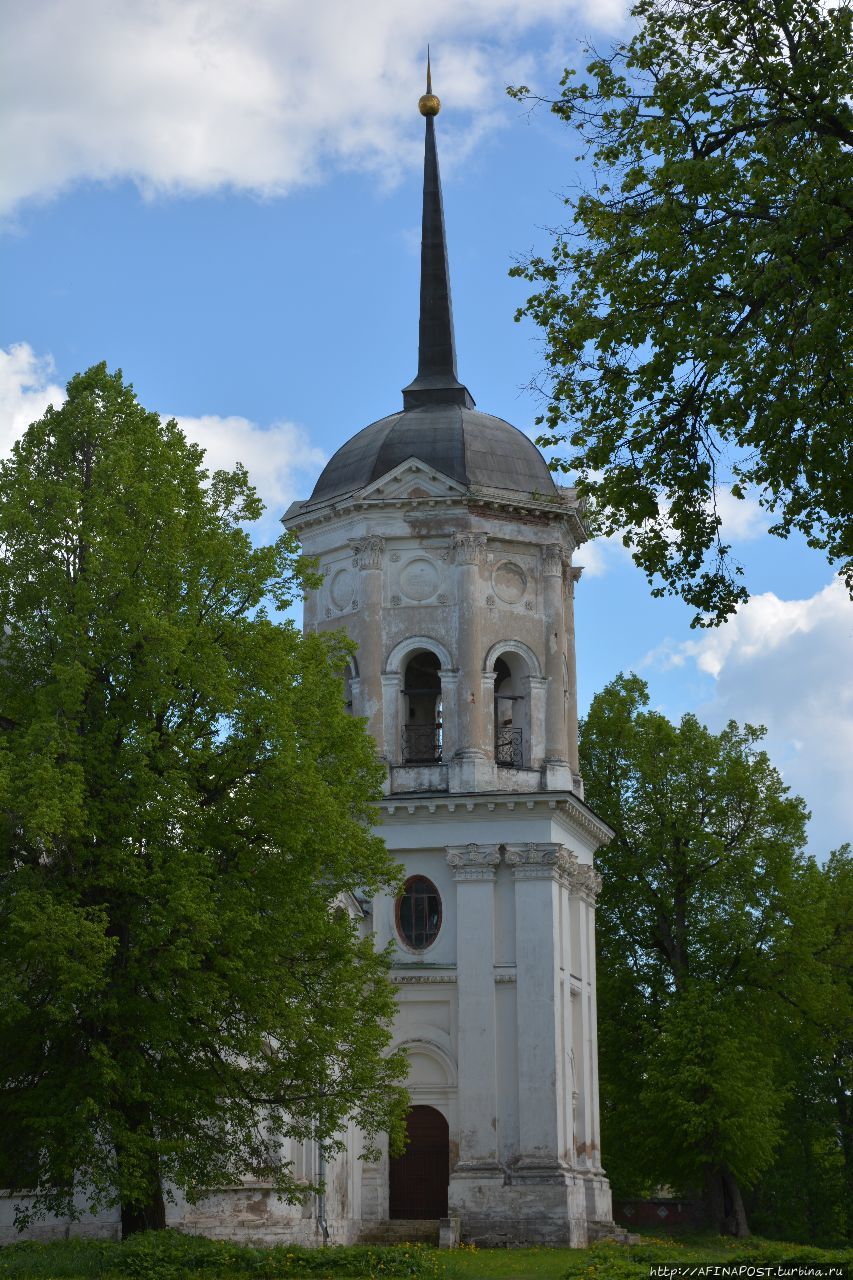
[391,972,458,984]
[378,790,614,848]
[283,488,587,546]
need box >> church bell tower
[283,60,616,1246]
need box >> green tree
[747,847,852,1244]
[510,0,853,625]
[581,674,813,1235]
[0,364,407,1237]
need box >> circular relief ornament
[492,561,527,604]
[400,557,440,602]
[329,568,355,609]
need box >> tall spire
[402,53,475,410]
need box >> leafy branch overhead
[510,0,853,625]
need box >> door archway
[389,1105,449,1219]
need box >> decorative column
[446,844,502,1186]
[566,566,583,790]
[568,861,612,1224]
[526,675,548,768]
[354,536,385,751]
[541,545,572,789]
[506,843,589,1244]
[449,533,495,792]
[439,669,459,762]
[505,843,572,1170]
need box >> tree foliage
[510,0,853,625]
[0,364,407,1235]
[580,674,843,1236]
[746,847,852,1243]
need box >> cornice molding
[379,790,613,847]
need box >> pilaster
[541,545,572,789]
[354,536,385,748]
[446,843,501,1173]
[505,843,572,1173]
[449,533,496,791]
[566,566,583,785]
[568,863,604,1177]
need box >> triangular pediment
[357,457,468,502]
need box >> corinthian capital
[453,532,487,565]
[542,544,564,577]
[353,536,385,571]
[563,861,602,902]
[446,843,500,880]
[505,843,579,881]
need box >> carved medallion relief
[399,557,440,603]
[492,560,527,605]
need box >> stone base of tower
[448,1163,615,1246]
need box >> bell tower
[283,60,617,1247]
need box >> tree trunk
[116,1101,167,1239]
[121,1184,167,1238]
[703,1164,750,1237]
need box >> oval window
[396,876,442,951]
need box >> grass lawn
[0,1232,850,1279]
[443,1235,853,1279]
[442,1244,600,1278]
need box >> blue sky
[1,0,850,855]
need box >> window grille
[397,876,442,950]
[495,726,523,768]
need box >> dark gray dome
[308,404,557,505]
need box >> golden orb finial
[418,48,440,116]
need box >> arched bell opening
[493,651,531,768]
[401,650,443,764]
[389,1105,450,1220]
[342,657,358,715]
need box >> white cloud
[576,528,632,577]
[0,344,324,531]
[175,414,325,533]
[566,484,766,580]
[645,580,853,856]
[0,0,628,218]
[0,343,66,454]
[711,485,768,542]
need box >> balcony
[402,723,442,765]
[495,726,523,769]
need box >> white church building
[1,73,617,1249]
[278,71,618,1248]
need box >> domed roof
[309,404,557,504]
[305,66,557,511]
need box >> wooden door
[389,1105,449,1219]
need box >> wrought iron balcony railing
[495,726,523,769]
[401,723,442,765]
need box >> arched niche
[385,637,454,766]
[393,1036,458,1092]
[385,635,453,675]
[482,638,542,679]
[491,648,536,769]
[343,656,359,714]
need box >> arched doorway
[401,651,443,763]
[493,651,531,768]
[389,1105,449,1219]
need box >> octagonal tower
[283,64,616,1246]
